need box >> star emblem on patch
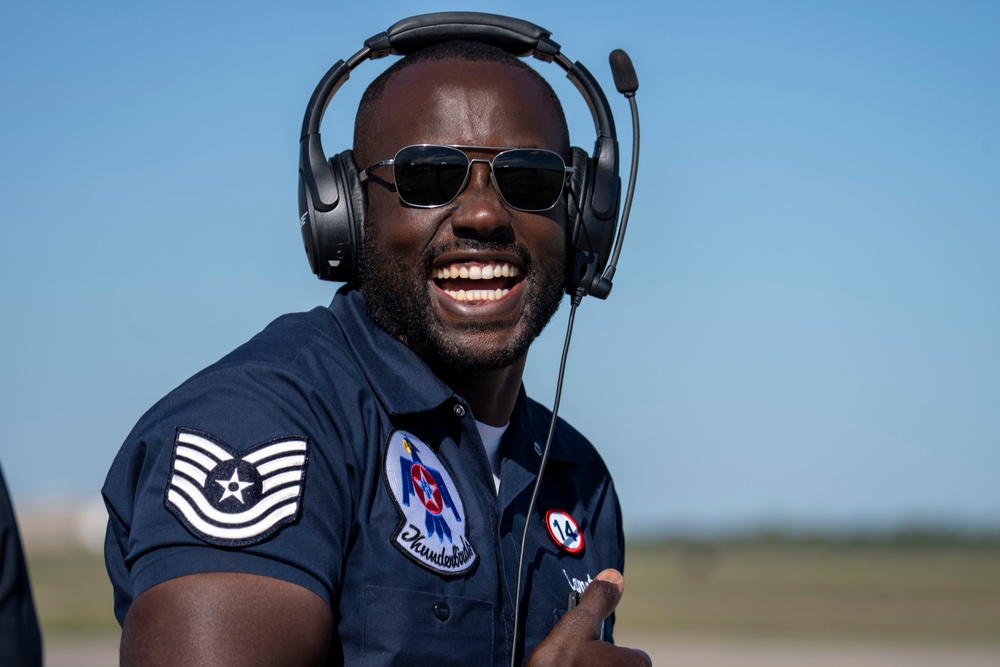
[164,428,309,547]
[411,464,444,514]
[215,468,254,503]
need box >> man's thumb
[578,568,625,624]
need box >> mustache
[420,239,532,270]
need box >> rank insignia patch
[164,428,308,547]
[545,509,584,554]
[383,430,477,575]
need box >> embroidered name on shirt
[164,428,308,547]
[562,569,594,597]
[383,430,477,575]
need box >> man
[104,38,649,666]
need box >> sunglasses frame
[359,143,574,212]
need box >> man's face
[358,59,568,373]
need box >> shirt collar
[328,287,455,416]
[329,287,594,465]
[504,388,594,465]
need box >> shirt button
[533,441,543,455]
[433,602,451,621]
[453,403,466,418]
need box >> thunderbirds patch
[383,430,477,575]
[164,428,308,547]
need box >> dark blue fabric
[0,464,43,667]
[103,287,624,666]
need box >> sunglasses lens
[387,145,568,211]
[393,145,469,207]
[492,149,567,211]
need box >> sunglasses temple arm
[358,158,395,183]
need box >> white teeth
[433,262,518,281]
[444,288,511,301]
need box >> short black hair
[353,40,569,164]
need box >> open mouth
[432,261,523,302]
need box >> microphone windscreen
[609,49,638,94]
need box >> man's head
[355,41,572,373]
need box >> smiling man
[104,35,648,667]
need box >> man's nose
[448,163,513,242]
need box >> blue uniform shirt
[103,288,624,665]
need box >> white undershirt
[475,420,509,494]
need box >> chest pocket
[362,585,495,666]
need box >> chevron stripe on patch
[164,428,308,547]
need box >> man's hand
[527,569,651,666]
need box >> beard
[360,233,566,374]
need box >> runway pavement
[615,634,1000,667]
[46,635,1000,666]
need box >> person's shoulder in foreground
[104,15,649,667]
[0,463,44,667]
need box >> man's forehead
[371,58,566,149]
[380,58,546,103]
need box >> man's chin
[429,301,527,346]
[360,255,565,374]
[410,326,532,374]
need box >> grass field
[27,550,119,638]
[28,539,1000,644]
[615,541,1000,641]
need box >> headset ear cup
[333,150,367,285]
[306,150,364,285]
[567,146,594,295]
[567,147,589,232]
[298,171,320,276]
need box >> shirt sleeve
[103,360,363,625]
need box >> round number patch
[545,509,584,554]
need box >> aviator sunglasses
[359,144,574,212]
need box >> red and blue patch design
[383,430,477,575]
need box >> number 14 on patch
[545,508,584,553]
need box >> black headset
[298,11,625,300]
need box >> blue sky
[1,1,997,535]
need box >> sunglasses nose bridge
[464,157,502,199]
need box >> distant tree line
[635,525,1000,548]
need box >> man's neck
[432,355,526,427]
